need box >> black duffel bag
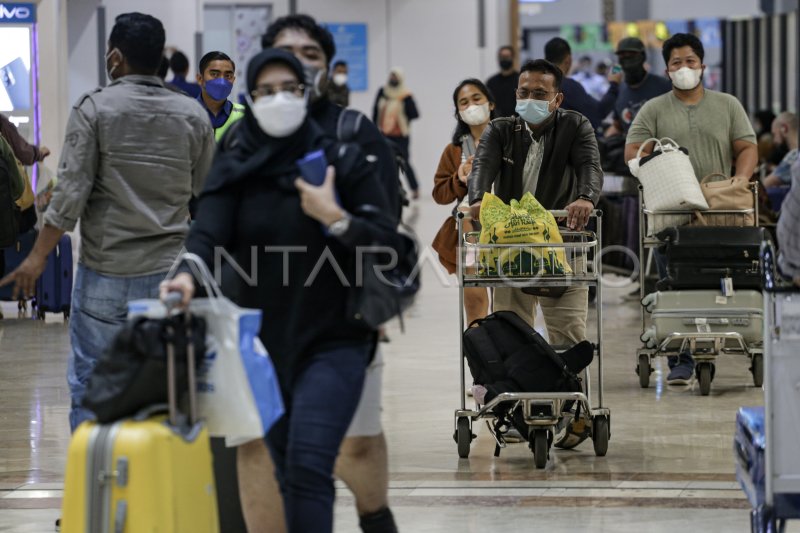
[82,314,206,423]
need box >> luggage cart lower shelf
[636,332,764,395]
[454,392,611,468]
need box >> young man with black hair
[625,32,758,385]
[196,51,245,141]
[232,13,399,533]
[169,50,201,98]
[486,45,519,117]
[328,59,350,107]
[544,37,620,130]
[468,58,603,448]
[0,12,215,430]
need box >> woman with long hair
[431,78,495,325]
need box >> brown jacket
[432,143,470,274]
[0,113,42,165]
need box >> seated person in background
[624,32,757,386]
[762,112,798,189]
[777,157,800,285]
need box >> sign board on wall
[0,2,35,24]
[325,23,367,92]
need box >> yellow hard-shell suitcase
[61,308,219,533]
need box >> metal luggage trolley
[453,209,610,469]
[750,241,800,532]
[635,182,763,395]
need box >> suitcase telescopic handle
[164,291,199,427]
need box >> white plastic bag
[129,253,284,446]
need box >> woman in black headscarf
[162,49,398,533]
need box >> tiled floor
[0,197,794,532]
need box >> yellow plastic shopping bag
[478,192,572,276]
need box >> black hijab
[203,48,332,194]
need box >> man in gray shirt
[625,33,757,386]
[0,12,214,430]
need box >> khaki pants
[493,285,589,346]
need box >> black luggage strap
[336,109,363,143]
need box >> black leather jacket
[468,109,603,209]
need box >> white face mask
[669,66,703,91]
[247,91,307,138]
[332,73,348,87]
[459,103,491,126]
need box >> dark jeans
[386,135,419,192]
[266,343,371,533]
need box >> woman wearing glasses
[432,79,494,325]
[161,48,398,533]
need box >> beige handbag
[693,173,755,227]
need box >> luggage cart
[635,183,762,395]
[738,241,800,532]
[453,209,609,469]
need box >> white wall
[67,0,100,107]
[649,0,762,21]
[37,0,69,167]
[60,0,506,196]
[522,0,764,28]
[520,0,603,27]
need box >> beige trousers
[493,285,589,346]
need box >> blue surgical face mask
[515,96,556,125]
[205,78,233,101]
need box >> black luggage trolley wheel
[698,364,712,396]
[592,416,609,457]
[531,429,549,469]
[750,353,764,388]
[637,353,651,388]
[454,417,472,458]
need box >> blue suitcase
[0,230,37,308]
[735,407,766,508]
[35,234,72,320]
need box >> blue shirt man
[545,38,619,130]
[168,51,201,98]
[612,37,672,133]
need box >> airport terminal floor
[0,196,788,533]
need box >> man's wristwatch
[577,195,594,205]
[328,213,352,237]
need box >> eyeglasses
[515,89,556,100]
[251,82,305,99]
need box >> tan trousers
[493,285,589,346]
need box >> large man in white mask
[624,33,757,385]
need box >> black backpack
[0,156,19,248]
[463,311,594,404]
[336,109,408,222]
[82,314,206,423]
